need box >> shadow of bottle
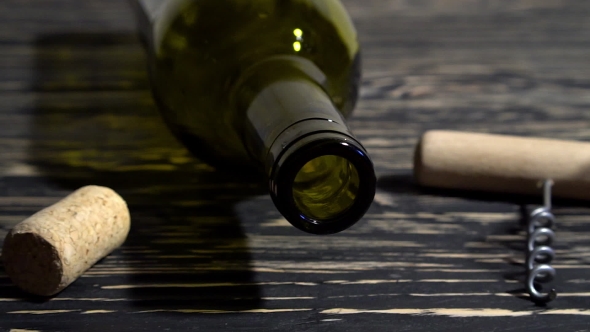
[24,32,265,311]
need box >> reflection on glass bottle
[132,0,376,234]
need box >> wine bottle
[131,0,376,234]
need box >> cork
[2,185,130,296]
[414,130,590,200]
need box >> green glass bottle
[132,0,376,234]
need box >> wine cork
[2,186,130,296]
[414,130,590,200]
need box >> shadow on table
[376,173,565,206]
[19,32,265,310]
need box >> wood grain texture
[1,0,590,331]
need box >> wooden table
[1,0,590,330]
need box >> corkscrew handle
[414,130,590,201]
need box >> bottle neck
[235,56,376,234]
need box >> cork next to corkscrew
[2,185,130,296]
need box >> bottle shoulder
[153,0,359,59]
[152,0,360,111]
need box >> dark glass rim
[269,134,376,235]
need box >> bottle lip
[269,132,376,235]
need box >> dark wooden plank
[1,0,590,331]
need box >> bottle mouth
[269,133,376,235]
[292,155,360,220]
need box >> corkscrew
[525,179,557,303]
[412,131,581,302]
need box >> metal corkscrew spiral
[525,179,557,303]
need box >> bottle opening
[292,155,359,221]
[269,132,376,234]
